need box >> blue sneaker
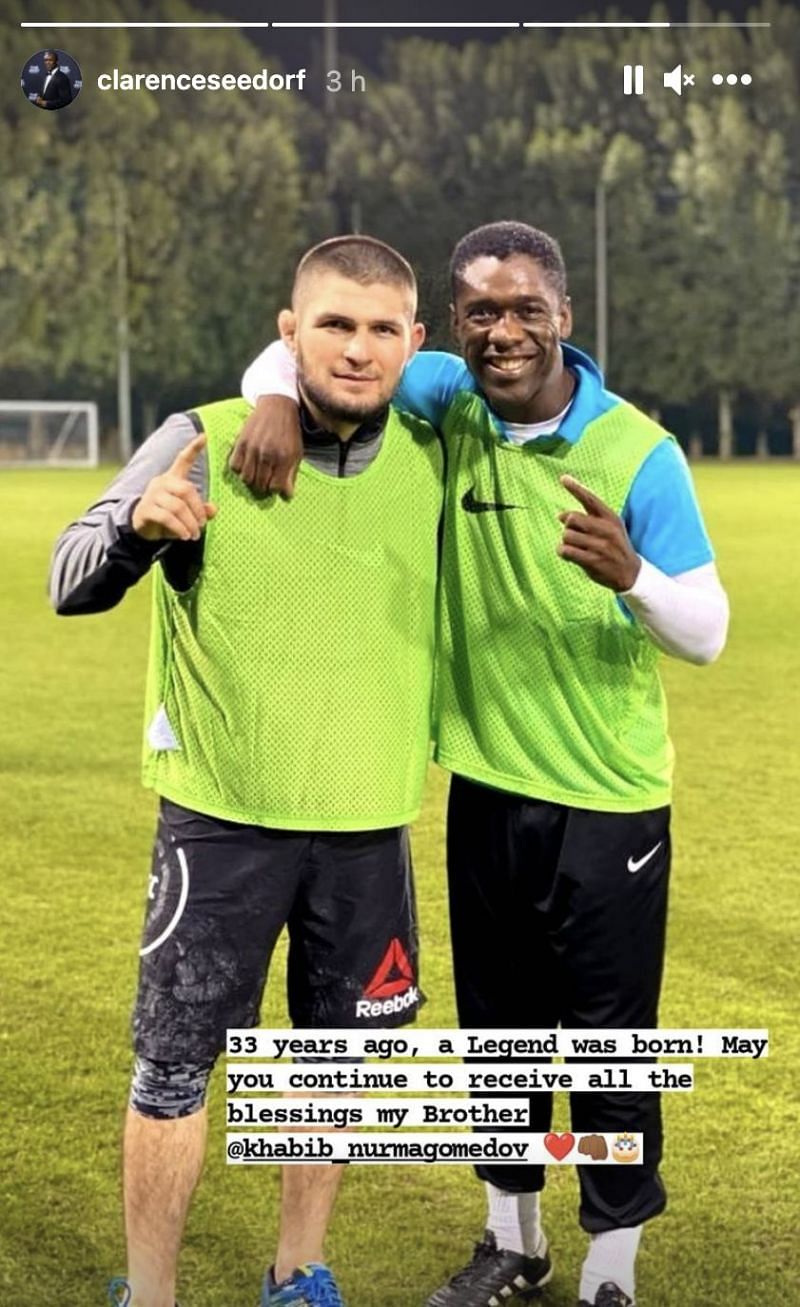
[262,1263,345,1306]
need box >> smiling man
[237,221,729,1307]
[50,235,443,1307]
[447,238,574,423]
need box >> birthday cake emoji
[612,1132,640,1163]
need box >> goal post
[0,402,100,468]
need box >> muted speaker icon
[664,64,695,95]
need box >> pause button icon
[623,65,645,95]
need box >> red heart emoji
[544,1131,575,1160]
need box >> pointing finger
[560,474,615,518]
[169,432,207,478]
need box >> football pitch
[0,464,798,1307]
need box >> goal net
[0,402,99,468]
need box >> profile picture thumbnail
[20,49,82,111]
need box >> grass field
[1,464,798,1307]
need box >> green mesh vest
[435,392,673,812]
[142,399,443,830]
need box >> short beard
[298,369,389,429]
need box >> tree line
[1,0,798,455]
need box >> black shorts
[132,799,422,1063]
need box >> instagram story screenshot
[0,2,798,1306]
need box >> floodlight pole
[595,176,608,375]
[115,177,133,462]
[324,0,337,115]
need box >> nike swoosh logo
[627,841,663,874]
[461,485,521,514]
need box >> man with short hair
[50,235,443,1307]
[35,49,73,109]
[236,220,729,1307]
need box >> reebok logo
[356,938,418,1018]
[461,485,521,514]
[355,986,419,1019]
[627,841,663,874]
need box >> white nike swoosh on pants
[627,841,663,873]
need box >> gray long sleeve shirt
[50,406,388,615]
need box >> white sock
[579,1226,642,1303]
[485,1184,545,1257]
